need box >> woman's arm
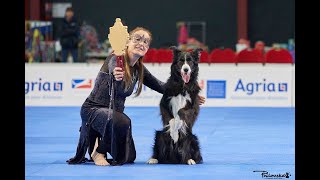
[143,65,165,94]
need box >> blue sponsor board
[207,80,226,98]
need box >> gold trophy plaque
[108,18,129,69]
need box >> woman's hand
[113,67,124,81]
[198,95,206,105]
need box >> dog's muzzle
[181,65,191,83]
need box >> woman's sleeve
[100,55,116,73]
[143,65,166,94]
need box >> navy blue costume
[67,55,165,165]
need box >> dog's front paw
[187,159,196,165]
[147,158,158,164]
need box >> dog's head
[169,46,202,84]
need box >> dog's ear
[169,46,181,60]
[192,48,203,62]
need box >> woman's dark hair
[123,27,152,97]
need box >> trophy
[108,18,129,70]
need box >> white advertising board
[25,63,295,107]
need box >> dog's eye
[181,57,192,62]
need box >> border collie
[147,47,203,165]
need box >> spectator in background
[254,41,265,54]
[236,38,250,53]
[60,7,79,62]
[177,22,188,50]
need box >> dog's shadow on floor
[130,161,206,166]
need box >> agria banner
[25,63,294,107]
[202,64,295,107]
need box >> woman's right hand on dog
[113,67,124,81]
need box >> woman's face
[127,30,151,57]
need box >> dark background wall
[45,0,237,50]
[248,0,295,46]
[44,0,294,50]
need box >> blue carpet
[25,107,295,180]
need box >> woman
[67,27,205,166]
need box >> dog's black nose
[183,68,189,73]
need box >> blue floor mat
[25,107,295,180]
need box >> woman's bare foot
[91,138,109,166]
[91,150,110,166]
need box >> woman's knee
[114,111,131,127]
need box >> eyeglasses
[130,34,150,47]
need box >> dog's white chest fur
[169,92,191,118]
[167,92,191,143]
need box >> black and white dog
[147,47,203,165]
